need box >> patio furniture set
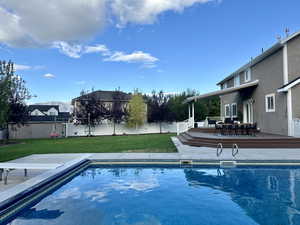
[207,118,258,136]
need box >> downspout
[283,43,294,136]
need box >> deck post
[192,102,195,128]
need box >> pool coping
[0,154,91,212]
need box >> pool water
[5,166,300,225]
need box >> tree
[0,61,31,141]
[147,91,175,133]
[110,88,127,135]
[75,91,109,136]
[126,91,146,129]
[166,89,220,122]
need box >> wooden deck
[178,128,300,148]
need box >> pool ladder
[216,143,239,157]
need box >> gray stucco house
[185,30,300,137]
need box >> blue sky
[1,0,300,103]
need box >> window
[49,111,56,116]
[225,104,231,118]
[234,75,240,87]
[265,93,275,112]
[221,82,227,90]
[231,103,237,118]
[244,68,251,82]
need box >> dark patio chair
[249,123,258,136]
[224,118,233,124]
[232,123,239,136]
[245,124,251,135]
[239,124,245,135]
[207,118,217,127]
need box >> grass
[0,133,176,162]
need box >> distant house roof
[28,105,59,113]
[72,90,132,104]
[217,30,300,85]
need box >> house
[8,105,70,139]
[185,30,300,137]
[28,105,70,122]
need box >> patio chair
[215,123,223,136]
[224,118,233,124]
[232,123,239,136]
[207,118,217,127]
[249,123,258,136]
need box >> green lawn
[0,134,176,162]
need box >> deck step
[178,131,300,148]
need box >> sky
[1,0,300,103]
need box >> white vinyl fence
[66,122,177,137]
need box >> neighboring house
[28,105,70,122]
[9,105,70,139]
[185,30,300,136]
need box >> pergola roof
[184,80,259,104]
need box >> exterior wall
[9,123,66,139]
[220,92,241,119]
[287,35,300,125]
[251,49,288,135]
[287,35,300,82]
[66,122,177,137]
[292,85,300,118]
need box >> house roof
[278,76,300,92]
[217,30,300,85]
[28,105,59,112]
[184,80,259,104]
[72,90,131,104]
[29,112,70,122]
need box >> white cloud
[0,0,106,47]
[44,73,55,78]
[53,42,159,68]
[104,50,158,67]
[52,41,82,58]
[0,0,214,47]
[14,64,45,71]
[111,0,213,27]
[14,64,31,71]
[84,44,110,55]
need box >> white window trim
[265,93,275,112]
[245,68,251,82]
[231,103,237,118]
[223,82,227,89]
[225,104,231,118]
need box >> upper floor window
[234,75,240,87]
[225,104,231,118]
[265,93,275,112]
[222,82,227,90]
[244,68,251,82]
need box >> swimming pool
[4,165,300,225]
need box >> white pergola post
[192,102,195,128]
